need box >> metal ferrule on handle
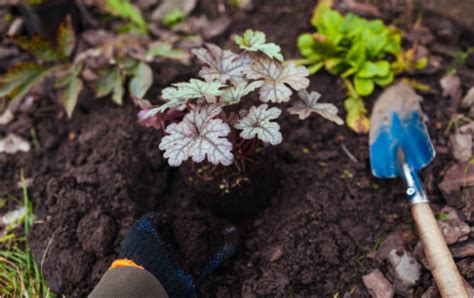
[397,148,429,205]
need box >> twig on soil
[40,230,56,273]
[341,143,359,163]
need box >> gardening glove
[89,212,238,298]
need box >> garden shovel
[369,82,468,297]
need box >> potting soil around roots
[1,0,474,296]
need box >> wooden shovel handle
[412,203,468,297]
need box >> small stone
[440,74,462,103]
[387,249,421,294]
[362,269,394,298]
[450,131,472,163]
[461,87,474,108]
[377,227,415,260]
[269,245,284,262]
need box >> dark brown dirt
[1,0,474,297]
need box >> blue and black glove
[90,212,238,298]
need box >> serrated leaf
[103,0,147,32]
[162,78,226,102]
[11,36,61,62]
[192,43,251,84]
[129,62,153,99]
[0,63,50,100]
[159,104,233,166]
[59,77,83,118]
[235,104,282,145]
[146,42,190,64]
[57,15,76,58]
[354,77,374,96]
[244,59,309,103]
[221,81,263,105]
[234,29,284,62]
[288,90,343,125]
[344,96,369,134]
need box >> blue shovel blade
[370,110,435,178]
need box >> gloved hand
[113,212,238,297]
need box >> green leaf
[112,73,124,105]
[146,42,190,64]
[129,62,153,99]
[357,61,390,78]
[59,77,83,118]
[162,79,226,101]
[96,68,124,105]
[345,42,366,68]
[11,36,60,62]
[415,57,428,70]
[103,0,147,32]
[341,67,358,78]
[162,9,185,27]
[384,29,402,55]
[354,77,374,96]
[235,29,283,62]
[344,96,369,134]
[116,58,139,74]
[0,63,50,100]
[373,72,394,87]
[57,15,75,58]
[324,58,347,75]
[307,62,324,74]
[96,68,117,98]
[55,62,83,89]
[311,0,343,40]
[297,33,318,58]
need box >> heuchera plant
[297,0,427,133]
[136,29,344,167]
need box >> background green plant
[0,172,53,297]
[0,1,189,118]
[297,0,427,133]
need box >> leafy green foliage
[138,30,342,167]
[1,16,82,117]
[297,0,427,133]
[129,62,153,99]
[162,9,185,27]
[102,0,147,33]
[0,63,49,100]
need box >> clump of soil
[1,0,473,296]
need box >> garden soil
[1,0,474,296]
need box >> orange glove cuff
[110,258,144,270]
